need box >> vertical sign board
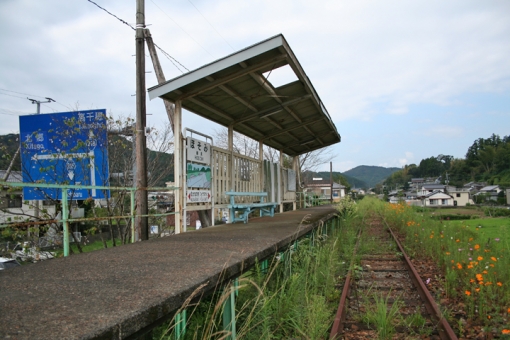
[185,137,211,203]
[19,109,109,200]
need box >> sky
[0,0,509,173]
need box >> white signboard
[186,137,211,165]
[186,190,212,203]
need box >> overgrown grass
[378,198,510,336]
[153,216,360,340]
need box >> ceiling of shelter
[148,34,341,157]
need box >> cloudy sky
[1,0,509,172]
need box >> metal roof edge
[148,34,285,100]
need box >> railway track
[330,215,458,340]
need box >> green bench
[225,191,277,223]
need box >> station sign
[186,190,211,203]
[19,109,110,200]
[186,137,211,165]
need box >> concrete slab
[0,205,338,340]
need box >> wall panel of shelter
[185,145,297,219]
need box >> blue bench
[225,191,278,223]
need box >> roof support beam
[187,97,234,122]
[177,55,287,101]
[261,117,324,142]
[233,94,311,125]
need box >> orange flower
[467,264,474,269]
[489,264,495,268]
[497,282,502,286]
[465,290,471,296]
[487,315,491,320]
[483,270,488,274]
[476,274,483,281]
[485,282,492,286]
[451,260,455,263]
[456,239,460,243]
[502,329,510,334]
[491,257,497,261]
[474,244,480,250]
[475,288,480,292]
[445,252,451,255]
[457,263,463,269]
[470,279,475,283]
[508,307,510,313]
[477,256,483,261]
[430,235,434,239]
[485,249,490,253]
[469,237,473,241]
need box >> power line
[154,43,189,73]
[86,0,135,30]
[186,0,235,52]
[85,0,190,74]
[149,0,214,58]
[0,89,72,112]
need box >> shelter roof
[148,34,340,157]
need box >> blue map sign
[19,109,110,200]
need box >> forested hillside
[343,165,400,188]
[384,134,510,189]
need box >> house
[476,185,502,202]
[462,182,487,194]
[447,189,472,206]
[420,191,454,207]
[419,184,446,195]
[303,178,345,201]
[410,178,424,189]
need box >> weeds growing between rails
[379,198,510,337]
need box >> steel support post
[131,190,136,243]
[62,189,69,257]
[174,309,187,340]
[222,285,236,340]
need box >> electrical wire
[154,43,189,73]
[86,0,135,30]
[149,0,214,58]
[85,0,190,74]
[186,0,235,52]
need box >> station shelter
[147,34,341,232]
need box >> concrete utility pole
[135,0,149,241]
[26,97,55,235]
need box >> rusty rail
[329,216,458,340]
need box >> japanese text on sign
[186,137,211,165]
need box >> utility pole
[135,0,149,241]
[3,98,54,182]
[26,97,55,236]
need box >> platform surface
[0,205,338,340]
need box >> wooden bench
[225,191,278,223]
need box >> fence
[0,181,177,257]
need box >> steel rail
[330,215,458,340]
[329,227,362,339]
[385,222,458,340]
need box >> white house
[421,191,454,207]
[447,189,472,206]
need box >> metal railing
[1,181,178,257]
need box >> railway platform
[0,205,338,340]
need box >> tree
[1,114,174,252]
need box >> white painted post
[174,101,182,234]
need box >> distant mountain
[314,171,367,189]
[343,165,401,188]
